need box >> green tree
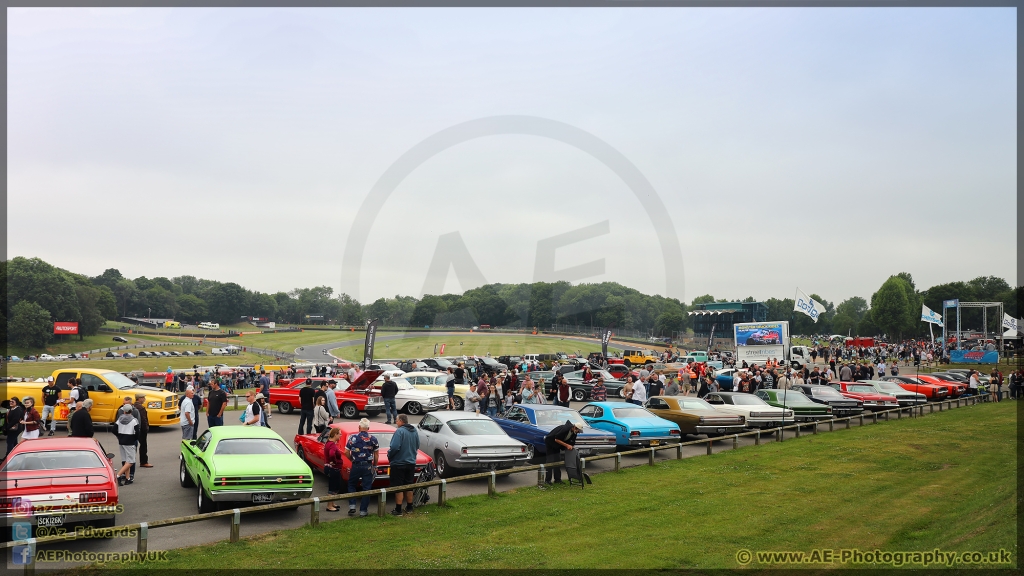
[206,283,248,324]
[870,277,913,339]
[691,294,715,306]
[411,295,448,327]
[176,294,209,323]
[653,306,684,336]
[74,285,107,337]
[9,300,53,348]
[5,257,82,324]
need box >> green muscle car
[180,426,313,513]
[756,389,833,423]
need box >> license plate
[252,493,273,503]
[650,440,660,446]
[577,449,592,456]
[717,428,726,434]
[37,515,64,527]
[766,422,775,427]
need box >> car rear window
[2,450,104,471]
[214,438,292,455]
[447,420,505,436]
[611,407,654,419]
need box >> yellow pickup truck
[6,368,181,427]
[622,349,659,367]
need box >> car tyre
[405,401,423,416]
[296,445,307,465]
[434,451,450,478]
[618,387,626,399]
[179,458,195,488]
[453,396,465,411]
[277,402,293,415]
[525,444,536,460]
[623,359,631,367]
[341,402,358,419]
[365,410,381,418]
[572,389,587,402]
[197,485,217,514]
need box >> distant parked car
[182,351,194,356]
[169,351,182,357]
[26,355,37,361]
[105,351,120,358]
[193,350,207,356]
[578,402,681,447]
[56,354,70,361]
[138,351,151,357]
[122,352,137,359]
[113,336,128,343]
[8,356,22,362]
[39,354,55,361]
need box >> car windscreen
[104,372,138,390]
[611,407,655,419]
[433,375,450,386]
[393,379,414,390]
[848,386,877,393]
[773,391,814,405]
[811,387,844,399]
[534,410,587,428]
[874,382,904,392]
[214,438,293,455]
[728,395,768,406]
[362,433,393,448]
[675,398,714,410]
[447,419,506,436]
[2,450,104,471]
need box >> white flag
[1003,313,1018,332]
[921,305,944,327]
[794,288,822,323]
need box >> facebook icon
[12,544,34,565]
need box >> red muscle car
[270,370,384,419]
[914,374,967,398]
[881,376,949,400]
[293,421,431,488]
[831,382,900,412]
[2,438,119,540]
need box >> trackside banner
[949,350,998,364]
[601,329,612,358]
[53,322,79,335]
[363,319,379,367]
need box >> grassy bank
[329,334,616,361]
[2,352,282,379]
[78,400,1016,571]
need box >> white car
[369,376,447,415]
[703,391,793,429]
[39,354,55,361]
[56,354,70,361]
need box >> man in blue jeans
[345,418,379,517]
[381,374,399,425]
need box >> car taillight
[79,492,106,504]
[669,430,680,435]
[461,447,468,454]
[520,446,527,452]
[630,431,640,437]
[220,478,228,486]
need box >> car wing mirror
[189,440,197,446]
[105,452,115,460]
[99,385,112,393]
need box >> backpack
[77,385,89,401]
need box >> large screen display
[734,322,784,346]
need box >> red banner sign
[53,322,79,335]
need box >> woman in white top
[313,396,331,433]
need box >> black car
[791,384,863,417]
[138,351,151,357]
[396,360,435,373]
[422,358,456,371]
[193,350,207,356]
[475,357,507,373]
[496,356,522,369]
[105,351,120,358]
[169,351,182,357]
[113,336,128,343]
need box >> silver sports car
[415,412,530,478]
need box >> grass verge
[77,400,1016,571]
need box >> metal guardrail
[2,394,991,570]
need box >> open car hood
[347,369,384,391]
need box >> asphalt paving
[8,396,918,571]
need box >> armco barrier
[2,394,990,571]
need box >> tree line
[3,256,1019,348]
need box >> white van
[210,348,228,356]
[523,354,540,363]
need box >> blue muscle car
[493,404,617,459]
[577,402,681,448]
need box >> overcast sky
[7,7,1017,306]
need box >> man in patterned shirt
[345,418,379,517]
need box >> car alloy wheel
[453,396,465,411]
[618,387,626,399]
[572,389,586,402]
[296,445,306,464]
[405,401,423,415]
[341,402,358,419]
[198,485,216,514]
[525,444,536,460]
[277,402,293,415]
[434,451,449,478]
[179,458,194,488]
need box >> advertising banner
[943,299,959,309]
[921,305,944,326]
[363,319,379,367]
[601,329,612,359]
[794,288,823,322]
[1002,313,1017,332]
[735,323,784,346]
[949,350,999,364]
[53,322,79,335]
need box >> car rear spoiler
[3,472,112,489]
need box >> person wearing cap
[179,387,196,440]
[115,405,139,486]
[40,376,61,436]
[325,380,341,420]
[542,419,582,486]
[117,397,141,481]
[133,393,152,468]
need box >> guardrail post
[438,479,447,506]
[755,430,760,446]
[488,471,497,497]
[233,396,238,410]
[706,439,712,455]
[795,424,801,438]
[675,444,682,459]
[828,419,834,432]
[377,489,387,517]
[538,464,545,486]
[884,411,889,421]
[230,509,240,543]
[859,414,864,425]
[931,403,935,413]
[137,522,148,554]
[812,422,818,434]
[732,434,738,449]
[615,453,621,471]
[310,497,320,527]
[649,447,656,465]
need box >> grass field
[4,332,203,359]
[82,400,1015,571]
[328,335,618,361]
[1,351,282,379]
